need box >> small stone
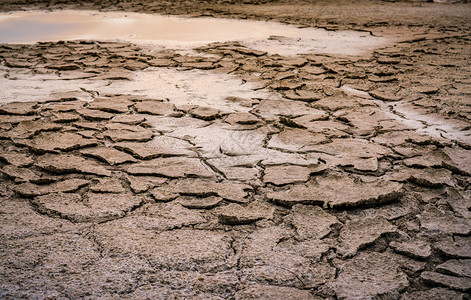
[36,153,111,176]
[80,146,137,165]
[284,205,340,240]
[390,240,432,259]
[176,196,223,209]
[126,158,214,178]
[437,259,471,278]
[216,202,274,225]
[14,132,98,153]
[14,179,89,197]
[263,164,327,186]
[339,216,397,257]
[0,102,37,115]
[420,271,471,292]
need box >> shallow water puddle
[0,10,389,56]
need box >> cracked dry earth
[1,1,471,299]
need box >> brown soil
[0,0,470,299]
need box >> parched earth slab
[263,164,327,185]
[88,97,133,113]
[80,146,137,165]
[407,167,455,188]
[95,227,233,273]
[0,152,34,167]
[114,136,195,159]
[238,226,336,288]
[101,123,153,142]
[327,252,409,299]
[134,101,180,116]
[435,238,471,259]
[267,128,329,152]
[216,202,274,225]
[284,205,340,240]
[14,179,89,197]
[437,259,471,278]
[419,208,471,235]
[420,271,471,292]
[125,157,214,178]
[1,120,62,139]
[13,132,98,153]
[338,216,397,257]
[442,146,471,175]
[0,101,38,115]
[401,287,465,300]
[234,285,317,300]
[267,174,403,208]
[33,192,144,223]
[1,165,41,183]
[36,153,111,176]
[389,240,432,260]
[154,178,253,203]
[90,177,126,193]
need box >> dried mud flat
[0,0,471,299]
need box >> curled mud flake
[408,167,455,188]
[437,259,471,278]
[176,195,223,209]
[134,101,180,117]
[0,152,34,167]
[36,153,111,177]
[338,216,397,257]
[100,123,154,142]
[420,271,471,292]
[435,238,471,259]
[14,179,89,197]
[216,201,274,225]
[0,101,38,115]
[1,165,41,183]
[327,252,409,299]
[80,146,137,165]
[389,240,432,260]
[88,97,133,113]
[284,204,340,240]
[77,108,114,121]
[14,132,98,153]
[89,177,126,193]
[33,192,143,223]
[263,164,327,186]
[267,128,329,152]
[126,157,215,178]
[401,288,465,300]
[419,208,471,235]
[125,175,167,194]
[114,136,195,160]
[267,174,403,208]
[234,285,315,300]
[2,120,62,139]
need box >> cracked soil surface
[0,0,470,299]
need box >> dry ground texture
[0,0,470,299]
